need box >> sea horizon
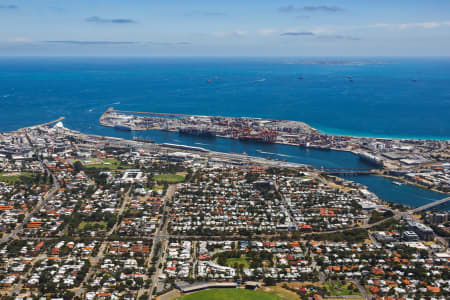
[1,56,449,140]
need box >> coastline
[7,117,449,210]
[99,109,450,198]
[313,125,450,142]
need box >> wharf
[98,107,450,195]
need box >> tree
[73,161,83,173]
[139,293,149,300]
[264,277,276,286]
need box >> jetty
[19,116,65,131]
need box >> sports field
[175,288,282,300]
[153,173,185,183]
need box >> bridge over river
[409,196,450,214]
[322,167,382,176]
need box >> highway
[274,181,295,227]
[148,184,176,299]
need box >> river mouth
[87,125,449,211]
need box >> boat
[114,124,133,131]
[299,143,331,151]
[392,181,404,186]
[357,152,383,167]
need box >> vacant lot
[261,286,299,300]
[324,282,361,296]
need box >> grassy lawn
[226,257,250,268]
[324,282,361,296]
[326,298,365,300]
[78,221,107,231]
[153,173,185,183]
[261,286,300,300]
[0,174,21,184]
[80,158,133,170]
[151,184,164,191]
[175,289,282,300]
[103,158,120,164]
[0,172,34,184]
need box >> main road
[148,184,176,299]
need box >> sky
[1,0,450,56]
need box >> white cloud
[370,21,450,30]
[233,30,247,37]
[214,30,247,38]
[258,29,276,36]
[6,37,33,43]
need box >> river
[90,124,448,211]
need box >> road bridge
[410,196,450,214]
[322,168,380,176]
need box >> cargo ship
[299,142,331,151]
[238,129,278,144]
[178,127,216,138]
[114,124,133,131]
[357,152,383,167]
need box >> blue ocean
[0,57,449,209]
[1,57,450,139]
